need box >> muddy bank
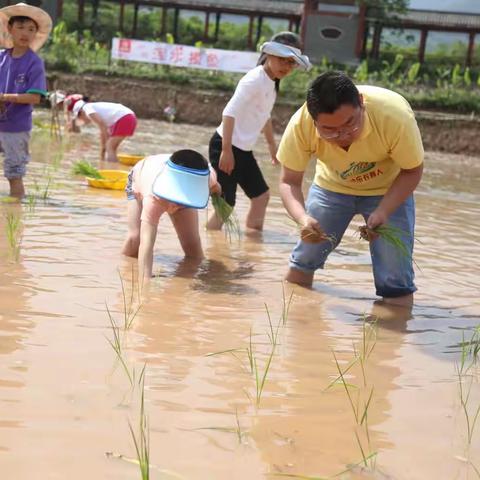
[48,72,480,156]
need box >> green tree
[357,0,408,13]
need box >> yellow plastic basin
[86,170,129,190]
[118,153,144,166]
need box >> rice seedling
[247,309,282,407]
[457,369,480,446]
[460,326,480,371]
[41,174,52,200]
[5,211,22,261]
[206,301,288,407]
[455,326,480,446]
[119,268,142,330]
[358,224,420,269]
[331,354,376,467]
[470,461,480,478]
[265,303,281,347]
[210,194,241,241]
[326,319,378,471]
[287,214,337,246]
[281,283,294,326]
[185,409,247,445]
[129,365,150,480]
[354,316,377,387]
[25,193,36,215]
[331,351,361,424]
[32,170,54,201]
[105,302,134,387]
[71,160,104,179]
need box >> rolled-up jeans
[0,131,31,179]
[289,184,417,298]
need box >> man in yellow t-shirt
[278,71,424,306]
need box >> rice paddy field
[0,113,479,480]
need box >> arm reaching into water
[279,165,328,243]
[138,221,158,283]
[263,118,278,165]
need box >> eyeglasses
[315,107,364,140]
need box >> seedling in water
[25,194,36,215]
[105,302,134,387]
[210,194,241,241]
[119,268,142,330]
[327,319,378,470]
[129,365,150,480]
[5,211,22,261]
[455,327,480,446]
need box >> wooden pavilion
[79,0,304,50]
[366,7,480,66]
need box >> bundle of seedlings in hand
[290,215,336,246]
[359,224,412,260]
[211,194,241,240]
[72,160,104,179]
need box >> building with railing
[1,0,478,65]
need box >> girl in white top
[72,100,137,162]
[206,31,310,232]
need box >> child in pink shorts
[122,149,221,282]
[72,100,137,162]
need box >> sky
[409,0,480,13]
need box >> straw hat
[0,3,52,51]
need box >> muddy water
[0,114,479,480]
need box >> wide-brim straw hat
[260,41,312,71]
[0,3,52,51]
[152,159,210,209]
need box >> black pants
[209,131,269,207]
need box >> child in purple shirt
[0,3,52,197]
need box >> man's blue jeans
[289,184,417,298]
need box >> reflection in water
[0,113,479,479]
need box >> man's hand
[219,148,235,175]
[299,214,328,244]
[364,208,388,241]
[367,208,388,229]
